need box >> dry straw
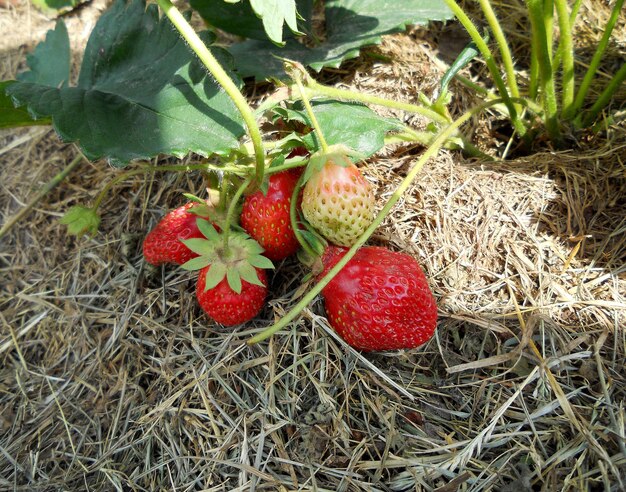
[1,0,624,490]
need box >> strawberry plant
[1,0,624,349]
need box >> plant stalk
[156,0,266,184]
[579,62,626,128]
[554,0,575,117]
[247,97,516,344]
[221,176,252,252]
[294,75,330,153]
[300,79,451,126]
[477,0,521,113]
[568,0,625,120]
[526,0,561,142]
[444,0,526,136]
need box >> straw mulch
[1,1,624,491]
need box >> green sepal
[180,255,212,271]
[59,205,100,237]
[226,268,242,294]
[181,238,217,256]
[298,229,326,256]
[204,263,227,291]
[182,193,206,204]
[239,262,265,287]
[196,218,220,241]
[248,254,275,270]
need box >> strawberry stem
[221,176,252,254]
[293,73,330,154]
[247,97,527,345]
[289,172,317,258]
[156,0,266,186]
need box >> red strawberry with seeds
[240,169,303,261]
[319,245,437,351]
[196,265,268,326]
[143,203,217,266]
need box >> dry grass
[1,0,625,491]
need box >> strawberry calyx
[181,218,274,294]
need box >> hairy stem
[221,176,252,252]
[569,0,625,120]
[579,62,626,128]
[444,0,526,136]
[156,0,266,184]
[294,75,330,153]
[301,79,451,126]
[289,172,317,258]
[554,0,575,117]
[477,0,521,112]
[526,0,561,142]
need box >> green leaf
[18,20,70,88]
[181,238,216,256]
[180,255,213,271]
[204,263,227,291]
[227,0,454,79]
[190,0,312,45]
[59,206,100,236]
[238,262,265,287]
[7,0,245,166]
[440,33,488,93]
[248,254,274,270]
[249,0,302,45]
[226,268,242,294]
[196,218,220,241]
[278,100,404,157]
[0,81,50,128]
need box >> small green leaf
[17,20,70,88]
[59,206,100,237]
[181,238,216,256]
[248,255,275,270]
[440,33,488,93]
[226,269,242,294]
[196,218,220,241]
[180,256,212,271]
[238,262,265,287]
[204,263,226,291]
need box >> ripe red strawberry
[301,151,374,247]
[143,202,215,266]
[240,169,302,261]
[319,246,437,351]
[196,265,268,326]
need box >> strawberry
[142,202,216,266]
[301,149,374,247]
[196,265,268,326]
[240,169,302,261]
[181,218,274,326]
[319,246,437,351]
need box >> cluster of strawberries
[142,147,437,351]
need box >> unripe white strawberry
[301,150,374,246]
